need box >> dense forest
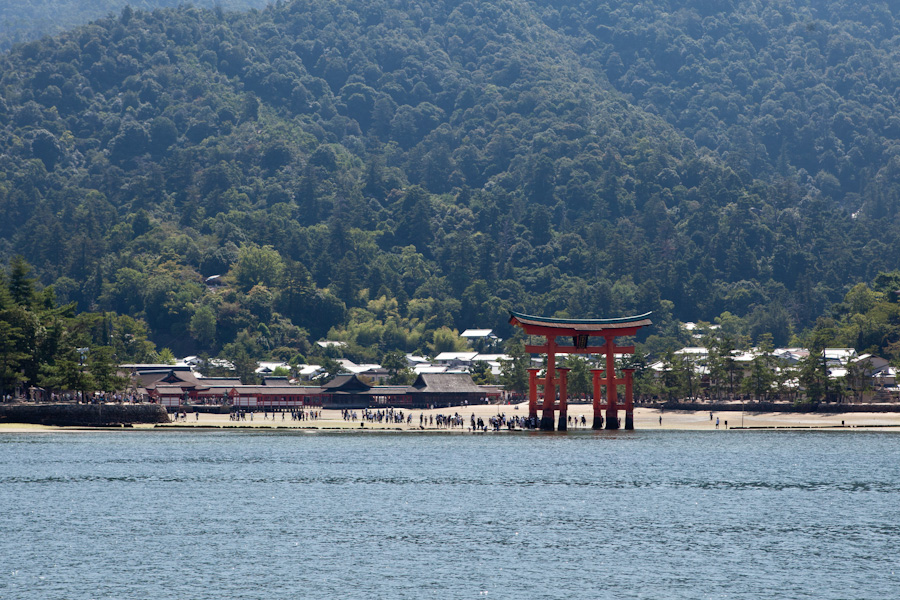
[0,0,271,51]
[2,0,900,385]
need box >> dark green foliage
[0,257,158,395]
[499,337,530,394]
[1,0,900,369]
[0,0,271,52]
[381,349,413,385]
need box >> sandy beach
[3,402,900,432]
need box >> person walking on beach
[659,415,662,426]
[715,417,719,429]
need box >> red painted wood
[528,368,539,420]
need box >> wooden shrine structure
[508,311,652,431]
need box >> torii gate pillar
[591,369,605,430]
[557,368,570,431]
[527,368,540,424]
[624,368,635,430]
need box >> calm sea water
[1,430,898,599]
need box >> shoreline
[3,403,900,433]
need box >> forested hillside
[2,0,900,370]
[0,0,271,51]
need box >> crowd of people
[228,409,321,421]
[363,408,409,424]
[204,406,613,431]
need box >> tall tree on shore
[382,350,413,385]
[499,337,529,395]
[87,346,128,392]
[743,333,776,401]
[563,355,592,399]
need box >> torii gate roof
[509,310,652,335]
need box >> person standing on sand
[659,415,662,426]
[715,417,719,429]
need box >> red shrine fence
[509,311,652,431]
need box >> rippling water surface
[1,430,898,599]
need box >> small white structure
[405,354,430,368]
[460,328,502,350]
[255,361,290,375]
[774,348,808,364]
[297,365,323,380]
[471,353,510,376]
[414,364,449,374]
[433,352,479,367]
[461,329,494,339]
[316,340,348,349]
[675,347,709,363]
[682,322,720,340]
[823,348,857,366]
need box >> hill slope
[1,0,899,361]
[0,0,271,51]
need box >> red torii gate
[508,311,652,431]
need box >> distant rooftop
[472,354,507,362]
[433,352,479,362]
[316,340,348,348]
[461,329,495,338]
[675,347,708,355]
[255,361,290,374]
[414,365,448,374]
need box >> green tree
[658,350,679,401]
[382,350,413,385]
[710,334,742,399]
[430,327,467,355]
[622,349,653,401]
[469,360,494,385]
[316,356,346,384]
[8,256,35,307]
[157,347,176,365]
[190,305,217,347]
[743,344,776,401]
[499,338,529,394]
[231,244,284,292]
[39,350,92,397]
[225,344,258,385]
[562,355,592,399]
[798,350,826,404]
[0,319,28,396]
[88,346,128,392]
[845,356,874,402]
[672,351,698,400]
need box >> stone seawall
[657,401,900,413]
[0,403,171,426]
